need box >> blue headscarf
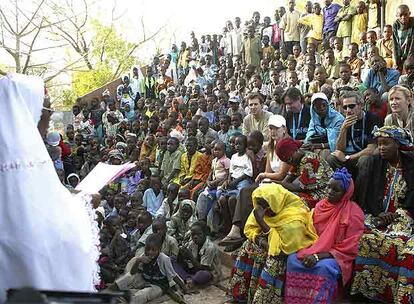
[332,167,352,191]
[306,98,345,152]
[373,125,414,150]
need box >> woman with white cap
[256,115,291,183]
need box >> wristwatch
[345,155,351,161]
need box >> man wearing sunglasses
[327,91,382,176]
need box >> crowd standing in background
[45,1,414,303]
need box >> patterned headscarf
[373,125,414,149]
[108,149,124,160]
[332,167,352,191]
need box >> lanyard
[350,112,365,151]
[383,168,401,212]
[292,105,303,140]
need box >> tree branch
[22,18,44,74]
[44,57,84,83]
[17,0,46,35]
[0,7,17,35]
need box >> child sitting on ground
[142,176,164,217]
[130,211,153,256]
[108,217,130,272]
[123,217,180,275]
[126,158,152,195]
[160,137,182,188]
[217,115,231,147]
[188,136,214,200]
[178,136,203,191]
[167,188,197,246]
[140,134,157,163]
[155,183,180,219]
[227,113,243,141]
[113,233,186,304]
[174,221,222,288]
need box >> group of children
[44,2,414,303]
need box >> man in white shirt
[231,17,244,57]
[131,67,141,98]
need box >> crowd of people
[45,0,414,303]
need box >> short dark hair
[248,130,264,145]
[186,136,198,146]
[247,92,264,104]
[236,134,248,146]
[191,220,210,236]
[145,233,163,249]
[231,112,243,121]
[152,217,167,229]
[219,115,231,123]
[282,87,303,104]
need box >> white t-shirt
[230,153,253,179]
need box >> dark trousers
[322,31,336,51]
[232,183,259,235]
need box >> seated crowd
[49,1,414,303]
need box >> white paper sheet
[75,162,136,193]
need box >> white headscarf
[0,74,99,300]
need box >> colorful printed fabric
[351,161,414,303]
[228,240,285,304]
[285,253,341,304]
[295,152,333,208]
[373,125,414,149]
[350,218,414,304]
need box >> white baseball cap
[268,115,286,128]
[46,131,61,146]
[311,92,329,104]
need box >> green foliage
[90,20,136,74]
[69,19,137,102]
[72,62,114,97]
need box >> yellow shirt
[324,61,340,79]
[298,14,323,41]
[378,38,394,59]
[336,5,356,38]
[334,50,344,62]
[178,50,190,68]
[351,13,368,44]
[280,10,301,42]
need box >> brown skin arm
[302,252,333,268]
[335,124,349,153]
[348,143,376,161]
[279,178,302,192]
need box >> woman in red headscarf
[284,168,365,304]
[275,138,333,208]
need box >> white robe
[0,74,99,301]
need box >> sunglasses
[343,104,357,110]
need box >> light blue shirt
[363,68,400,95]
[143,188,164,216]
